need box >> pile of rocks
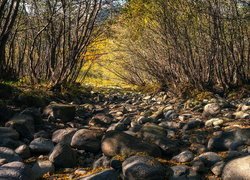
[0,91,249,179]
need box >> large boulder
[0,147,22,163]
[101,131,161,157]
[122,156,173,180]
[49,143,77,168]
[43,103,76,122]
[0,127,19,140]
[71,129,103,153]
[222,155,250,180]
[52,128,77,145]
[0,161,34,180]
[29,138,54,154]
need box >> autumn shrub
[114,0,250,94]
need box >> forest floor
[0,83,250,180]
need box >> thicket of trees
[112,0,250,93]
[0,0,104,86]
[1,0,249,94]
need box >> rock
[136,116,153,124]
[222,155,250,180]
[107,122,127,131]
[150,109,164,120]
[234,128,250,143]
[0,138,22,149]
[32,160,55,179]
[187,170,202,180]
[130,122,142,132]
[71,129,103,153]
[29,138,54,154]
[110,159,122,170]
[159,121,182,129]
[163,110,178,120]
[20,108,43,128]
[171,165,189,178]
[49,143,77,168]
[225,151,247,161]
[92,155,110,169]
[89,114,113,127]
[203,103,221,118]
[34,130,50,139]
[172,150,194,163]
[233,111,250,119]
[43,103,76,122]
[195,152,222,167]
[205,118,224,127]
[101,131,161,157]
[138,124,167,140]
[190,144,207,154]
[0,147,22,163]
[120,117,131,125]
[5,114,35,140]
[143,96,151,100]
[0,127,19,140]
[137,124,178,155]
[240,104,250,111]
[52,128,77,145]
[0,161,34,180]
[179,114,192,121]
[208,129,250,151]
[15,145,31,159]
[208,131,235,151]
[182,119,204,131]
[78,169,118,180]
[122,156,172,180]
[211,161,224,176]
[0,159,7,166]
[166,129,176,138]
[191,161,206,173]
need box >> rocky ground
[0,86,250,180]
